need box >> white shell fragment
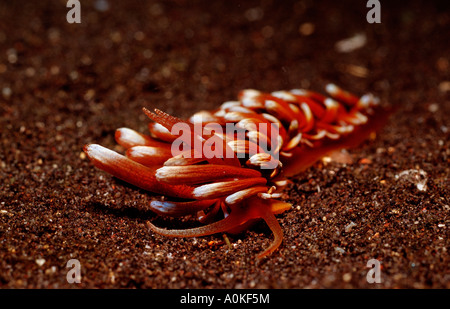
[395,169,428,191]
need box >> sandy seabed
[0,0,448,289]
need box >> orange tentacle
[257,211,284,258]
[146,211,246,238]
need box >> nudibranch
[84,84,388,258]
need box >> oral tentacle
[257,211,284,258]
[146,210,247,238]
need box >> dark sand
[0,0,448,288]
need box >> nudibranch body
[84,83,386,258]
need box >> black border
[0,289,445,307]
